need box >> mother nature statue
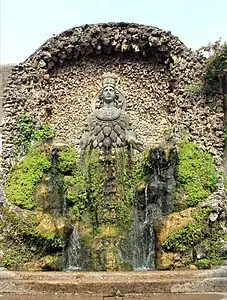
[77,73,145,270]
[80,73,143,153]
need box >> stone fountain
[0,21,226,298]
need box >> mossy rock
[21,255,62,271]
[156,250,175,270]
[35,212,72,239]
[176,139,217,207]
[160,207,227,269]
[5,147,51,209]
[0,206,64,270]
[154,208,196,246]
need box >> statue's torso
[88,108,129,149]
[94,107,121,121]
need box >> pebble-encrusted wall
[0,22,225,192]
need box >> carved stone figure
[80,73,143,152]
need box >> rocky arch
[1,22,224,188]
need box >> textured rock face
[154,208,196,269]
[0,22,225,192]
[0,65,14,156]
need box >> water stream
[63,227,81,271]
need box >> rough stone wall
[0,65,14,152]
[0,22,225,192]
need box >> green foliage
[58,147,78,174]
[32,124,55,142]
[114,149,137,231]
[184,181,210,206]
[1,207,63,269]
[5,147,51,209]
[201,42,227,84]
[162,223,203,252]
[193,207,211,223]
[184,83,202,94]
[58,147,88,219]
[85,150,105,226]
[196,256,224,269]
[161,207,226,268]
[16,114,55,153]
[177,139,217,206]
[224,125,227,144]
[196,258,212,269]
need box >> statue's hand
[126,132,144,152]
[79,132,89,154]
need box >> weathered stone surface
[21,255,62,271]
[155,250,175,270]
[35,212,71,237]
[1,269,227,296]
[154,208,196,269]
[154,208,195,245]
[0,22,225,196]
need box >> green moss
[177,139,217,206]
[184,83,202,94]
[58,146,152,270]
[161,207,227,268]
[5,116,56,210]
[58,147,79,174]
[57,147,88,218]
[196,258,212,269]
[1,207,63,270]
[185,181,210,206]
[5,147,51,209]
[162,223,203,252]
[162,208,211,253]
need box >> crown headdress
[101,73,118,88]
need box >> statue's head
[99,73,119,104]
[93,73,126,110]
[101,85,117,103]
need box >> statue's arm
[80,116,91,151]
[126,117,144,152]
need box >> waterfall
[63,227,81,271]
[119,184,155,270]
[119,147,177,271]
[63,192,67,216]
[62,191,81,271]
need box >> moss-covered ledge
[0,205,71,270]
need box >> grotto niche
[0,22,226,271]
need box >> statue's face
[102,86,116,103]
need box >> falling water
[145,184,148,221]
[63,227,81,271]
[63,192,67,216]
[62,191,81,271]
[119,148,178,270]
[119,184,155,270]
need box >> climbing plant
[16,114,55,154]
